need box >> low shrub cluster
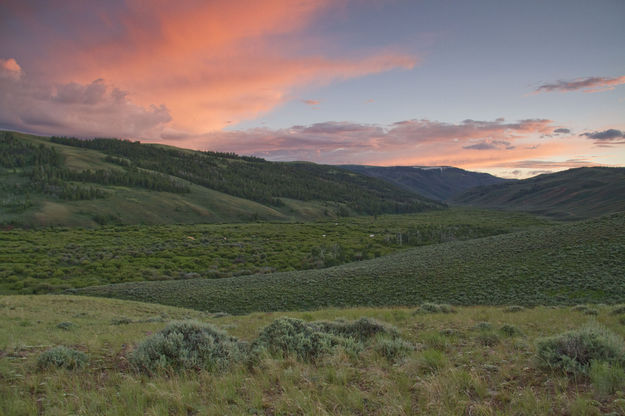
[131,317,404,373]
[535,323,625,375]
[37,346,88,370]
[253,317,401,362]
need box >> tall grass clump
[589,360,625,397]
[536,323,625,375]
[37,346,88,370]
[130,320,247,374]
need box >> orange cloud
[0,0,416,137]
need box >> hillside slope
[453,167,625,219]
[79,212,625,313]
[0,131,442,226]
[340,165,509,201]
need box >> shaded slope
[340,165,509,201]
[79,212,625,313]
[453,167,625,219]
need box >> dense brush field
[2,296,625,415]
[0,209,549,294]
[79,212,625,313]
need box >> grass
[2,295,625,415]
[0,208,550,294]
[78,212,625,313]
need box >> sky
[1,0,624,178]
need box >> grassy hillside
[79,212,625,313]
[0,209,551,294]
[341,165,510,201]
[0,130,442,227]
[2,295,625,415]
[453,167,625,219]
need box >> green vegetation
[130,320,247,374]
[0,130,445,227]
[0,208,548,294]
[37,346,88,370]
[3,296,625,415]
[79,212,625,313]
[453,166,625,219]
[536,323,625,375]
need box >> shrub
[111,317,132,325]
[130,320,247,374]
[56,321,74,330]
[37,346,88,370]
[477,331,500,347]
[590,360,625,397]
[317,317,399,341]
[472,322,493,331]
[500,324,523,337]
[535,323,625,375]
[584,309,599,316]
[253,317,338,362]
[374,337,414,361]
[254,317,401,362]
[611,305,625,315]
[415,303,455,314]
[504,305,525,313]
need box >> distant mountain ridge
[453,167,625,219]
[340,165,510,201]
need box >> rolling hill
[340,165,510,201]
[78,212,625,313]
[453,167,625,219]
[0,131,442,227]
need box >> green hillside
[0,130,442,227]
[79,212,625,313]
[341,165,510,201]
[453,167,625,219]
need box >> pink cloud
[0,58,21,79]
[535,75,625,94]
[302,99,320,106]
[0,1,417,137]
[161,118,570,169]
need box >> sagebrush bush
[317,317,399,341]
[477,331,500,346]
[610,305,625,315]
[130,320,247,374]
[504,305,525,313]
[374,337,414,361]
[472,322,493,331]
[500,324,523,337]
[415,303,455,314]
[111,317,132,325]
[254,317,401,362]
[536,323,625,375]
[253,317,338,362]
[56,321,74,330]
[37,346,88,370]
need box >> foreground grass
[79,212,625,313]
[0,208,550,294]
[2,295,625,415]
